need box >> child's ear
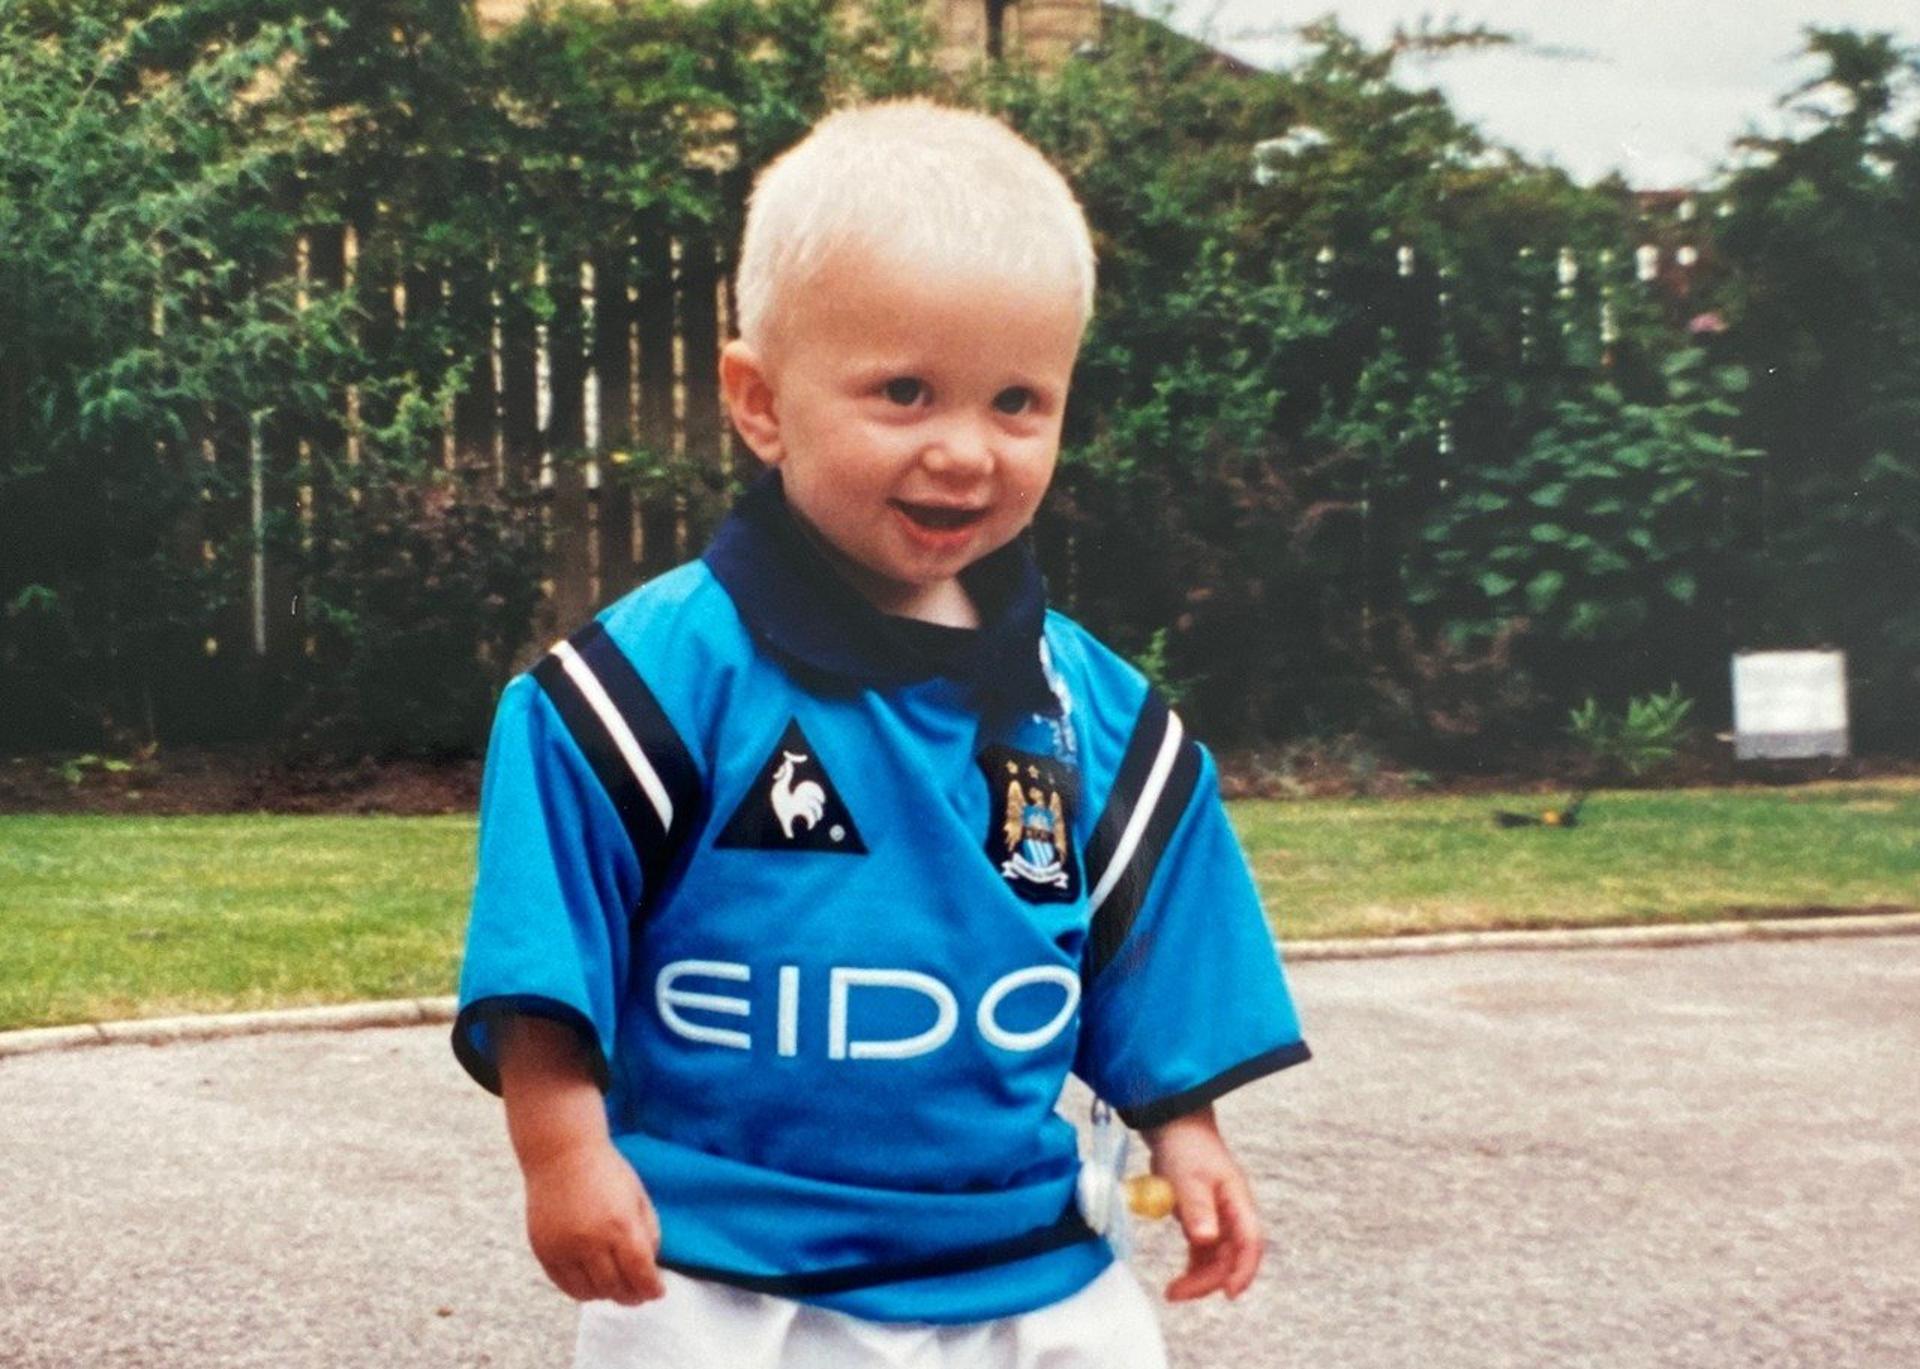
[719,340,783,466]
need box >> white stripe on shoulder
[1086,709,1185,916]
[552,639,675,830]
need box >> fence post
[680,229,723,474]
[635,215,680,577]
[450,256,499,477]
[498,244,542,493]
[593,244,639,597]
[546,251,594,629]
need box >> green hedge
[2,2,1913,758]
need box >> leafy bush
[5,4,1912,760]
[1356,615,1540,765]
[1131,627,1192,708]
[0,1,350,746]
[1408,349,1757,709]
[1566,685,1695,780]
[978,16,1707,746]
[290,454,546,757]
[1711,28,1920,749]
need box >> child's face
[722,246,1083,623]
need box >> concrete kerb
[1285,910,1920,960]
[4,912,1918,1062]
[0,997,457,1062]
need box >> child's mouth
[892,501,988,533]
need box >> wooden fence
[200,211,742,673]
[202,215,1706,676]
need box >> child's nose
[920,417,996,477]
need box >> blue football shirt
[453,474,1309,1323]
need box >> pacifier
[1076,1099,1176,1257]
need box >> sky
[1126,1,1918,187]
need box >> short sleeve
[450,673,643,1094]
[1074,697,1309,1129]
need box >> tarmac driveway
[2,935,1916,1368]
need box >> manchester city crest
[976,746,1080,905]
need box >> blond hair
[733,100,1097,353]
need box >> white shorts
[573,1260,1169,1369]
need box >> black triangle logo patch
[714,720,867,854]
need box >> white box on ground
[1731,650,1850,760]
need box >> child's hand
[1141,1104,1264,1302]
[496,1014,665,1306]
[521,1137,666,1306]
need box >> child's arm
[497,1015,666,1306]
[1142,1105,1264,1302]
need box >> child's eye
[992,387,1035,416]
[883,377,928,407]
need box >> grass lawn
[1,783,1916,1030]
[0,815,474,1031]
[1244,781,1920,940]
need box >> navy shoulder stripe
[1082,691,1203,983]
[530,618,703,902]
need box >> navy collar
[703,471,1058,715]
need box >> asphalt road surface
[3,936,1917,1368]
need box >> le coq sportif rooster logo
[714,719,867,854]
[770,750,826,839]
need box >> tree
[1714,27,1920,748]
[979,16,1716,750]
[0,1,348,744]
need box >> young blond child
[453,100,1309,1368]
